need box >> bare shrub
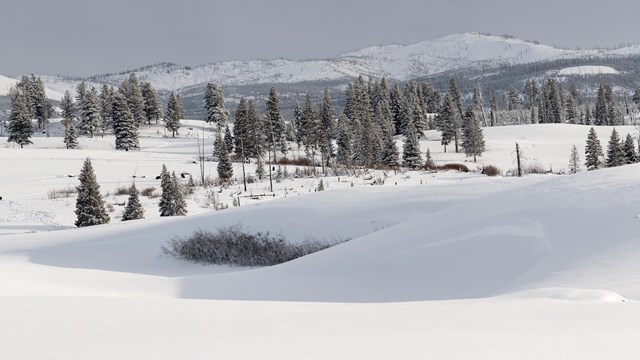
[47,186,77,199]
[141,187,158,198]
[276,156,312,166]
[482,165,501,177]
[437,163,469,172]
[522,161,546,174]
[114,185,133,196]
[162,224,349,266]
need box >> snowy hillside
[0,74,64,101]
[17,32,640,95]
[2,122,640,358]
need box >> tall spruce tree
[584,127,604,170]
[336,113,352,168]
[605,128,625,167]
[159,165,187,216]
[224,125,234,153]
[122,183,144,221]
[112,92,139,150]
[461,106,485,162]
[121,73,147,127]
[7,87,33,148]
[164,92,181,137]
[204,83,229,133]
[74,158,110,227]
[382,132,400,168]
[64,121,79,149]
[61,90,75,127]
[216,135,233,182]
[623,133,638,164]
[80,87,102,137]
[439,94,456,153]
[99,85,114,132]
[265,87,287,161]
[402,119,422,168]
[141,82,163,125]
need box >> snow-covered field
[2,122,640,359]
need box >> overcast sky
[2,0,639,77]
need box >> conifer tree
[382,132,399,168]
[64,121,79,149]
[164,92,181,137]
[265,87,288,159]
[141,82,163,125]
[74,158,110,227]
[122,183,144,221]
[121,73,147,127]
[80,88,102,137]
[61,90,75,128]
[461,106,485,162]
[216,135,233,182]
[293,101,305,148]
[584,127,604,170]
[568,145,580,174]
[224,125,234,153]
[605,128,624,167]
[171,171,187,216]
[7,87,33,148]
[424,148,435,170]
[402,119,422,168]
[75,81,87,124]
[439,94,456,152]
[623,133,637,164]
[336,114,352,168]
[204,83,229,133]
[594,84,608,126]
[112,92,139,150]
[99,85,114,131]
[233,98,249,154]
[159,165,187,216]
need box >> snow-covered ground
[558,65,620,76]
[1,122,640,359]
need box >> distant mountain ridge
[21,32,640,96]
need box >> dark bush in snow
[438,163,469,172]
[163,224,348,266]
[482,165,501,176]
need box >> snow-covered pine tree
[293,101,305,149]
[7,87,33,148]
[64,121,79,149]
[622,133,638,164]
[605,128,625,167]
[171,172,187,216]
[112,92,139,150]
[424,148,435,170]
[568,145,580,174]
[461,106,485,162]
[141,82,163,125]
[121,73,147,127]
[61,90,75,127]
[99,85,114,132]
[233,98,248,155]
[584,127,604,170]
[164,92,181,137]
[594,84,608,126]
[122,183,144,221]
[382,132,399,169]
[402,119,422,168]
[216,135,233,183]
[213,134,225,160]
[336,114,352,168]
[204,83,229,133]
[80,88,102,137]
[74,157,110,227]
[159,165,173,216]
[224,125,234,153]
[440,94,456,153]
[266,87,288,159]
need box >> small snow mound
[503,288,627,302]
[558,66,619,76]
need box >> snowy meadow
[1,120,640,359]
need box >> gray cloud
[2,0,639,77]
